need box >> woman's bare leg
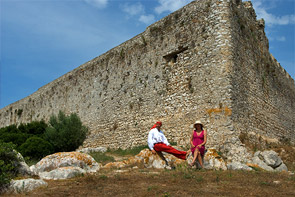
[186,149,191,158]
[197,153,203,168]
[191,149,200,165]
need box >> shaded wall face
[230,2,295,149]
[0,0,235,150]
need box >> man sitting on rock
[147,121,188,161]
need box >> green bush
[0,124,18,134]
[44,111,88,152]
[18,120,48,136]
[0,132,32,148]
[19,137,54,160]
[0,141,20,191]
[0,121,47,149]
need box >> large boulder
[252,150,288,172]
[102,149,184,169]
[103,148,227,170]
[8,179,47,194]
[259,150,282,168]
[30,152,100,179]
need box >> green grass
[88,152,115,164]
[107,145,148,156]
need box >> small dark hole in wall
[171,54,178,63]
[163,46,188,63]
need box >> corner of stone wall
[228,0,295,155]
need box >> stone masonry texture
[0,0,294,162]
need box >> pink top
[191,130,205,156]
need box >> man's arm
[147,129,155,150]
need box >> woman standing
[190,120,207,167]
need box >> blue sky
[1,0,294,109]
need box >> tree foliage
[45,111,88,152]
[0,141,20,191]
[19,136,54,159]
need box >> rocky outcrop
[30,152,101,180]
[103,149,182,169]
[251,150,288,172]
[103,148,228,170]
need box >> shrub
[0,141,20,191]
[0,124,18,134]
[44,111,88,152]
[0,132,32,148]
[18,120,48,136]
[19,136,54,159]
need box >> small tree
[19,137,54,159]
[44,111,88,152]
[18,120,48,136]
[0,141,20,192]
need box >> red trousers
[154,143,187,160]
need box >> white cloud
[268,35,286,42]
[251,0,295,26]
[84,0,108,9]
[139,14,156,25]
[122,2,144,16]
[155,0,193,14]
[276,36,286,42]
[121,3,155,25]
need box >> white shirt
[147,128,170,150]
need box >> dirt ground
[4,167,295,197]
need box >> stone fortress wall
[0,0,294,162]
[228,1,295,155]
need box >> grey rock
[254,151,261,157]
[151,158,167,169]
[252,150,288,172]
[274,163,288,172]
[9,179,47,194]
[34,152,100,174]
[11,152,33,176]
[252,156,274,171]
[260,150,282,168]
[227,162,252,171]
[39,167,86,180]
[203,149,227,170]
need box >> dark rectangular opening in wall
[163,46,188,63]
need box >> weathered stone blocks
[0,0,294,163]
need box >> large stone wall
[228,1,295,150]
[0,0,294,162]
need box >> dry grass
[4,145,295,196]
[4,167,295,197]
